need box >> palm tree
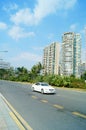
[30,62,43,79]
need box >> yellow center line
[2,95,33,130]
[72,112,86,119]
[32,95,38,99]
[10,112,25,130]
[40,100,48,103]
[53,104,64,109]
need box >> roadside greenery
[0,62,86,89]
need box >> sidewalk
[0,93,20,130]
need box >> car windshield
[41,83,49,86]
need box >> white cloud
[0,22,7,29]
[15,52,42,62]
[48,33,54,40]
[63,0,77,9]
[8,26,35,40]
[10,52,42,69]
[34,0,77,22]
[10,0,77,26]
[10,8,34,26]
[3,3,18,12]
[69,23,77,31]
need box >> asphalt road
[0,80,86,130]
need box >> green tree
[15,67,29,81]
[30,62,43,81]
[0,69,8,79]
[81,71,86,80]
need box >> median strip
[72,112,86,119]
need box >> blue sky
[0,0,86,70]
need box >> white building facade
[43,42,60,75]
[61,32,81,77]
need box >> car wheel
[41,89,44,94]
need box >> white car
[31,82,55,94]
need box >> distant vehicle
[31,82,55,94]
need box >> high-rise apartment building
[61,32,81,77]
[43,42,60,75]
[80,63,86,75]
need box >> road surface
[0,80,86,130]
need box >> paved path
[0,93,20,130]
